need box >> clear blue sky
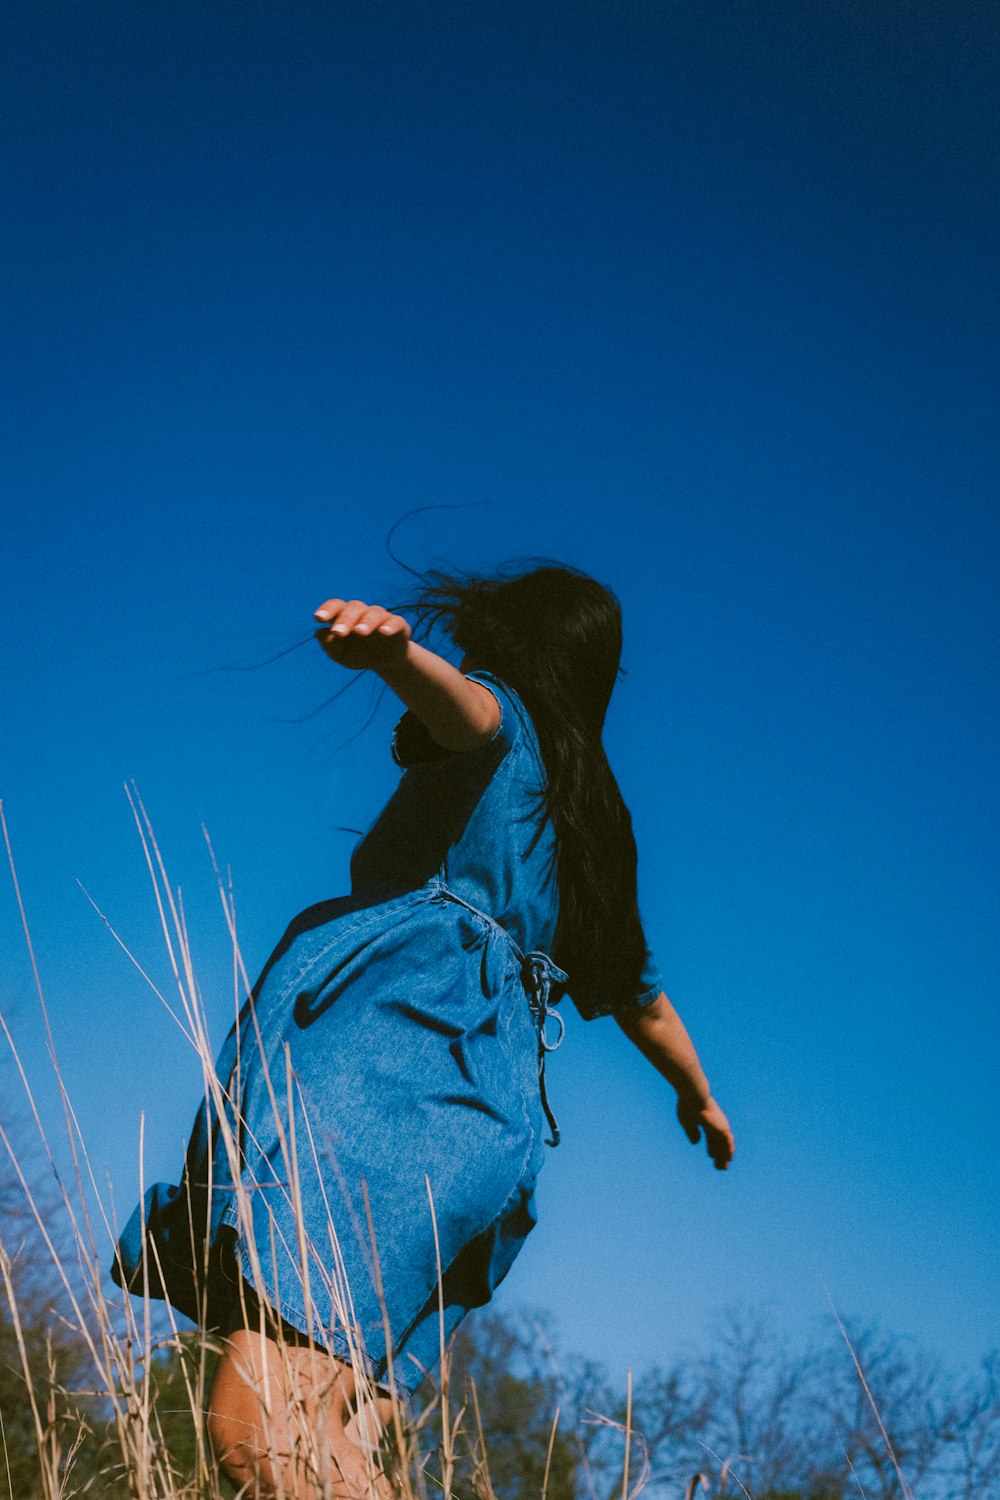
[1,0,996,1381]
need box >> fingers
[708,1124,735,1171]
[313,599,410,639]
[314,599,371,635]
[676,1099,701,1145]
[346,605,388,636]
[313,598,412,672]
[314,598,345,623]
[679,1097,734,1170]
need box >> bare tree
[938,1350,1000,1500]
[695,1307,834,1497]
[809,1317,955,1500]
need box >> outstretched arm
[314,596,501,751]
[615,994,735,1170]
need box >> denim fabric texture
[110,670,665,1396]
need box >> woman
[112,560,734,1498]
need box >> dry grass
[1,788,572,1499]
[0,794,925,1500]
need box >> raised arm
[616,994,735,1170]
[314,596,500,751]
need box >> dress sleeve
[390,669,521,769]
[565,929,666,1021]
[611,938,666,1016]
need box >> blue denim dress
[111,670,664,1396]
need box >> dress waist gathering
[427,876,569,1147]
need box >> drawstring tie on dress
[430,879,569,1148]
[520,951,569,1147]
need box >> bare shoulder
[463,676,503,742]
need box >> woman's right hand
[676,1094,735,1171]
[314,598,412,673]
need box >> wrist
[676,1078,712,1112]
[373,637,417,684]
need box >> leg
[207,1287,401,1499]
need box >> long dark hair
[400,557,648,1012]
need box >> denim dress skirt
[110,670,590,1397]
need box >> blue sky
[1,0,997,1381]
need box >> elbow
[615,990,668,1033]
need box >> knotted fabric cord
[431,880,569,1147]
[520,950,568,1147]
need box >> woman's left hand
[676,1094,735,1171]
